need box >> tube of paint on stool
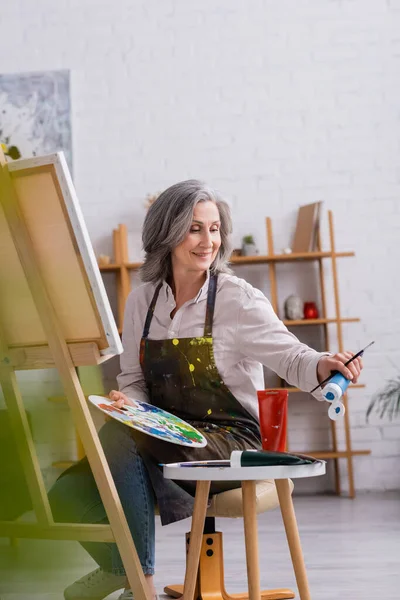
[257,389,288,451]
[230,450,314,467]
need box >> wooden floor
[1,492,399,599]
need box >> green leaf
[367,376,400,421]
[243,235,254,244]
[7,146,21,160]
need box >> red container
[303,301,319,319]
[257,389,288,452]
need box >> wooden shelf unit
[100,214,370,497]
[263,210,370,497]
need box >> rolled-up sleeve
[116,292,150,403]
[236,287,328,399]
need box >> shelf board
[98,262,141,271]
[98,264,120,271]
[296,450,371,459]
[283,317,360,326]
[99,250,355,272]
[284,383,365,392]
[231,251,355,265]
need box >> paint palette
[88,395,207,447]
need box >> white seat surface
[163,460,326,481]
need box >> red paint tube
[257,389,288,452]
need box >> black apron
[133,274,261,524]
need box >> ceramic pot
[284,295,303,320]
[242,243,258,256]
[304,302,319,319]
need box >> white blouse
[117,272,327,421]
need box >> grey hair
[140,179,233,283]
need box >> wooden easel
[0,148,150,600]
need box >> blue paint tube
[323,372,351,402]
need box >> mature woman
[49,180,362,600]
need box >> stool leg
[182,480,211,600]
[242,480,261,600]
[275,479,311,600]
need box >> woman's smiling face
[171,201,222,275]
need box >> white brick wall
[1,0,400,492]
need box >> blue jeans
[48,420,156,575]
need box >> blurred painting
[0,69,72,173]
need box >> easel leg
[2,363,51,548]
[0,368,53,525]
[275,479,311,600]
[63,368,151,600]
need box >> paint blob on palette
[88,395,207,447]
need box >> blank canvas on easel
[0,153,121,355]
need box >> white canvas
[4,152,122,356]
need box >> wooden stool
[163,460,326,600]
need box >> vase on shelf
[284,295,303,320]
[242,235,258,256]
[303,302,319,319]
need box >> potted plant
[366,375,400,421]
[242,235,258,257]
[1,136,21,160]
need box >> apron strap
[204,274,218,337]
[142,275,218,339]
[142,282,163,339]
